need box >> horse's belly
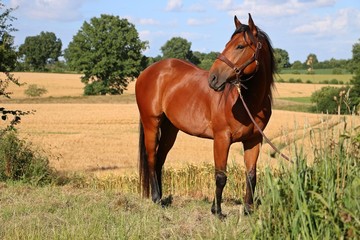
[164,103,213,138]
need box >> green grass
[273,98,313,112]
[276,73,353,84]
[280,97,312,103]
[281,68,352,75]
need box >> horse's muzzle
[208,74,225,91]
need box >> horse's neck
[242,75,271,111]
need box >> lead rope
[236,85,293,163]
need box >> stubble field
[2,72,358,177]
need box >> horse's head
[209,14,262,91]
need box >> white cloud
[215,0,235,11]
[126,16,160,26]
[165,0,183,11]
[224,0,337,18]
[292,8,360,37]
[138,18,160,25]
[187,18,216,26]
[188,4,206,12]
[10,0,87,21]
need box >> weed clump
[0,131,57,185]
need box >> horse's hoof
[217,212,227,220]
[211,208,227,220]
[244,204,253,215]
[160,195,173,207]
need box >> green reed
[252,116,360,239]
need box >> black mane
[231,24,250,38]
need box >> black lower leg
[150,172,161,203]
[244,168,256,214]
[211,171,227,217]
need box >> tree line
[1,4,360,99]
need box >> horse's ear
[234,15,242,29]
[248,13,258,37]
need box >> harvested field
[4,72,84,98]
[2,73,359,177]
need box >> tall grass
[253,116,360,239]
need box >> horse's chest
[230,112,269,143]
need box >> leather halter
[217,30,262,83]
[217,29,292,163]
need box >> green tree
[274,48,290,72]
[18,31,62,71]
[348,39,360,74]
[0,3,32,134]
[291,60,304,70]
[349,39,360,112]
[160,37,198,64]
[193,51,219,70]
[65,15,147,95]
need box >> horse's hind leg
[142,115,178,203]
[156,116,179,199]
[142,116,162,203]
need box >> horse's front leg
[211,134,231,218]
[242,137,262,214]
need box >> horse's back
[136,58,204,87]
[136,58,208,104]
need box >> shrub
[84,81,108,95]
[0,131,55,185]
[24,84,48,97]
[289,78,296,83]
[306,80,313,84]
[310,86,350,114]
[330,79,339,84]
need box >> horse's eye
[237,44,245,50]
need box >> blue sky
[4,0,360,62]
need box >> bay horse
[135,14,275,217]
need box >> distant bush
[84,81,108,95]
[24,84,48,97]
[0,132,56,185]
[306,80,313,84]
[289,78,296,83]
[330,79,339,84]
[321,80,330,84]
[291,71,301,74]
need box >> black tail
[138,121,149,198]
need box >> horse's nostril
[211,74,217,83]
